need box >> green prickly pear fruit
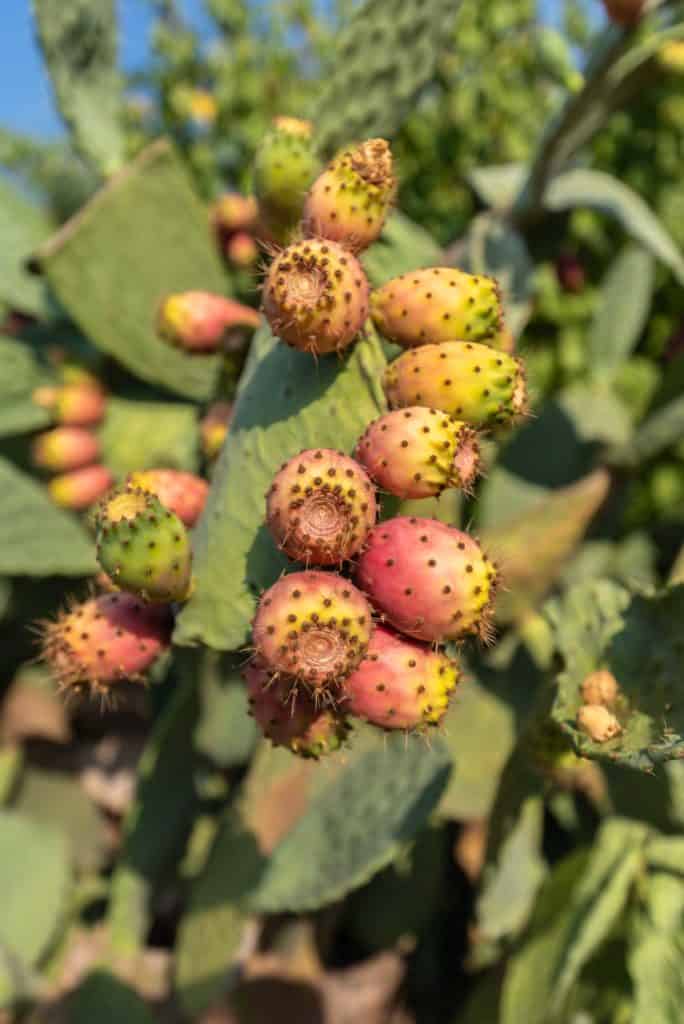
[342,625,460,731]
[266,448,377,565]
[244,662,350,758]
[94,486,193,603]
[39,592,172,697]
[157,291,261,353]
[252,570,374,689]
[383,341,528,428]
[262,238,369,354]
[127,469,209,528]
[370,268,503,348]
[355,407,481,499]
[253,116,320,244]
[303,138,396,253]
[32,427,100,473]
[355,517,499,644]
[48,465,114,510]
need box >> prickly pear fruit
[263,238,369,354]
[383,341,528,428]
[254,117,320,244]
[577,704,622,743]
[39,592,172,696]
[127,469,209,528]
[266,448,377,565]
[602,0,645,26]
[226,231,259,269]
[32,427,100,473]
[370,268,503,349]
[355,408,481,499]
[34,385,106,427]
[303,138,396,253]
[157,291,261,353]
[244,662,350,758]
[94,486,193,603]
[342,625,459,730]
[212,192,258,235]
[252,570,373,688]
[356,517,498,643]
[200,401,233,461]
[48,465,114,510]
[581,669,619,707]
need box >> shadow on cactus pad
[548,580,684,772]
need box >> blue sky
[1,0,585,141]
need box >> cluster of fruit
[243,137,529,757]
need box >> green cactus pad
[548,580,684,772]
[32,140,226,401]
[95,486,193,603]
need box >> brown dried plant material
[577,704,622,743]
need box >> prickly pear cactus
[548,580,684,771]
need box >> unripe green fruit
[95,487,193,603]
[254,118,320,244]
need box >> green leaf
[247,730,451,913]
[0,456,96,576]
[610,392,684,467]
[629,872,684,1024]
[477,796,546,942]
[0,179,52,316]
[0,336,52,438]
[543,169,684,285]
[33,140,226,401]
[646,836,684,875]
[589,245,655,374]
[314,0,461,155]
[98,397,200,478]
[467,164,527,212]
[549,581,684,771]
[174,812,262,1015]
[502,819,647,1024]
[64,969,155,1024]
[0,811,71,968]
[31,0,126,175]
[174,323,387,652]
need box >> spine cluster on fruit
[245,133,532,757]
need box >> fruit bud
[157,291,261,353]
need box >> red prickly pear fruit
[200,401,233,461]
[602,0,645,26]
[32,427,100,473]
[370,268,503,349]
[156,291,261,353]
[48,465,114,510]
[266,448,377,565]
[252,570,374,688]
[342,625,460,730]
[127,469,209,528]
[262,238,369,355]
[383,341,528,429]
[226,231,260,268]
[555,253,586,293]
[34,385,107,427]
[355,408,481,499]
[212,192,259,235]
[95,486,193,604]
[39,592,172,696]
[244,663,350,758]
[355,517,499,644]
[303,138,396,254]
